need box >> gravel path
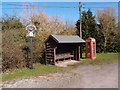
[2,62,118,88]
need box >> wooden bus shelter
[44,35,85,65]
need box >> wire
[0,4,79,8]
[1,3,110,9]
[83,7,107,9]
[1,7,108,9]
[1,8,30,9]
[1,7,78,9]
[83,2,115,5]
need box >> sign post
[26,24,36,69]
[29,37,33,69]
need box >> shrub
[2,45,27,72]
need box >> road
[2,61,118,88]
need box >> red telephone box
[85,38,96,59]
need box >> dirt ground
[2,61,118,88]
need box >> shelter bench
[56,53,74,61]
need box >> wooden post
[53,47,56,65]
[29,37,33,69]
[76,48,78,60]
[45,43,47,65]
[80,45,82,58]
[72,50,74,60]
[73,49,76,60]
[78,46,80,60]
[75,47,77,60]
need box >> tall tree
[76,9,96,40]
[76,9,97,55]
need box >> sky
[1,0,120,2]
[1,2,119,23]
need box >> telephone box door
[85,38,96,59]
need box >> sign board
[26,24,36,31]
[26,31,34,38]
[26,24,37,38]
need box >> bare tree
[96,7,117,52]
[20,4,77,63]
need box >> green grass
[2,53,118,81]
[2,64,67,81]
[81,53,118,65]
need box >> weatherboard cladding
[50,35,85,43]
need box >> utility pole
[79,2,83,58]
[79,2,82,38]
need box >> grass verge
[2,53,118,81]
[81,53,118,65]
[2,64,68,81]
